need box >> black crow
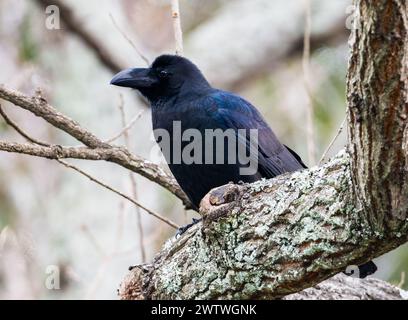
[111,54,306,209]
[110,54,376,278]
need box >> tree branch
[120,270,408,300]
[0,85,193,209]
[171,0,184,56]
[283,273,407,300]
[118,151,408,299]
[0,104,178,229]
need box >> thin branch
[33,0,151,115]
[104,110,144,144]
[0,104,179,229]
[319,116,347,165]
[302,0,316,166]
[117,96,147,263]
[171,0,184,55]
[398,271,406,288]
[59,160,179,229]
[104,98,145,143]
[80,224,105,256]
[0,84,193,208]
[0,105,48,147]
[109,13,150,66]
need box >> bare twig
[109,13,150,66]
[114,202,125,253]
[0,144,178,228]
[398,271,406,288]
[319,116,347,165]
[59,160,179,229]
[80,224,105,256]
[104,98,145,143]
[0,105,48,147]
[0,84,193,208]
[117,97,146,263]
[0,104,179,229]
[171,0,184,55]
[302,0,316,166]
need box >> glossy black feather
[112,55,307,209]
[151,84,306,209]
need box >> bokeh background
[0,0,406,299]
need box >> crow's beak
[110,68,157,88]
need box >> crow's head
[110,55,210,103]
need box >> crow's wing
[200,90,306,178]
[284,144,307,169]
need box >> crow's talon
[175,218,202,237]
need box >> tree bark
[118,0,408,300]
[347,0,408,233]
[283,273,407,300]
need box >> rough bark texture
[120,270,408,300]
[283,273,408,300]
[347,0,408,233]
[119,152,407,299]
[118,0,408,299]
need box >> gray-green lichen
[135,150,407,299]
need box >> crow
[111,54,306,207]
[110,54,376,278]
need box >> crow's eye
[158,70,170,79]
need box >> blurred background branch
[34,0,124,73]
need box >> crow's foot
[175,218,202,237]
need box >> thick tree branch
[0,85,192,208]
[119,0,408,300]
[120,270,408,300]
[119,152,408,299]
[283,273,407,300]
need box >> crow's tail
[344,260,377,278]
[358,261,377,278]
